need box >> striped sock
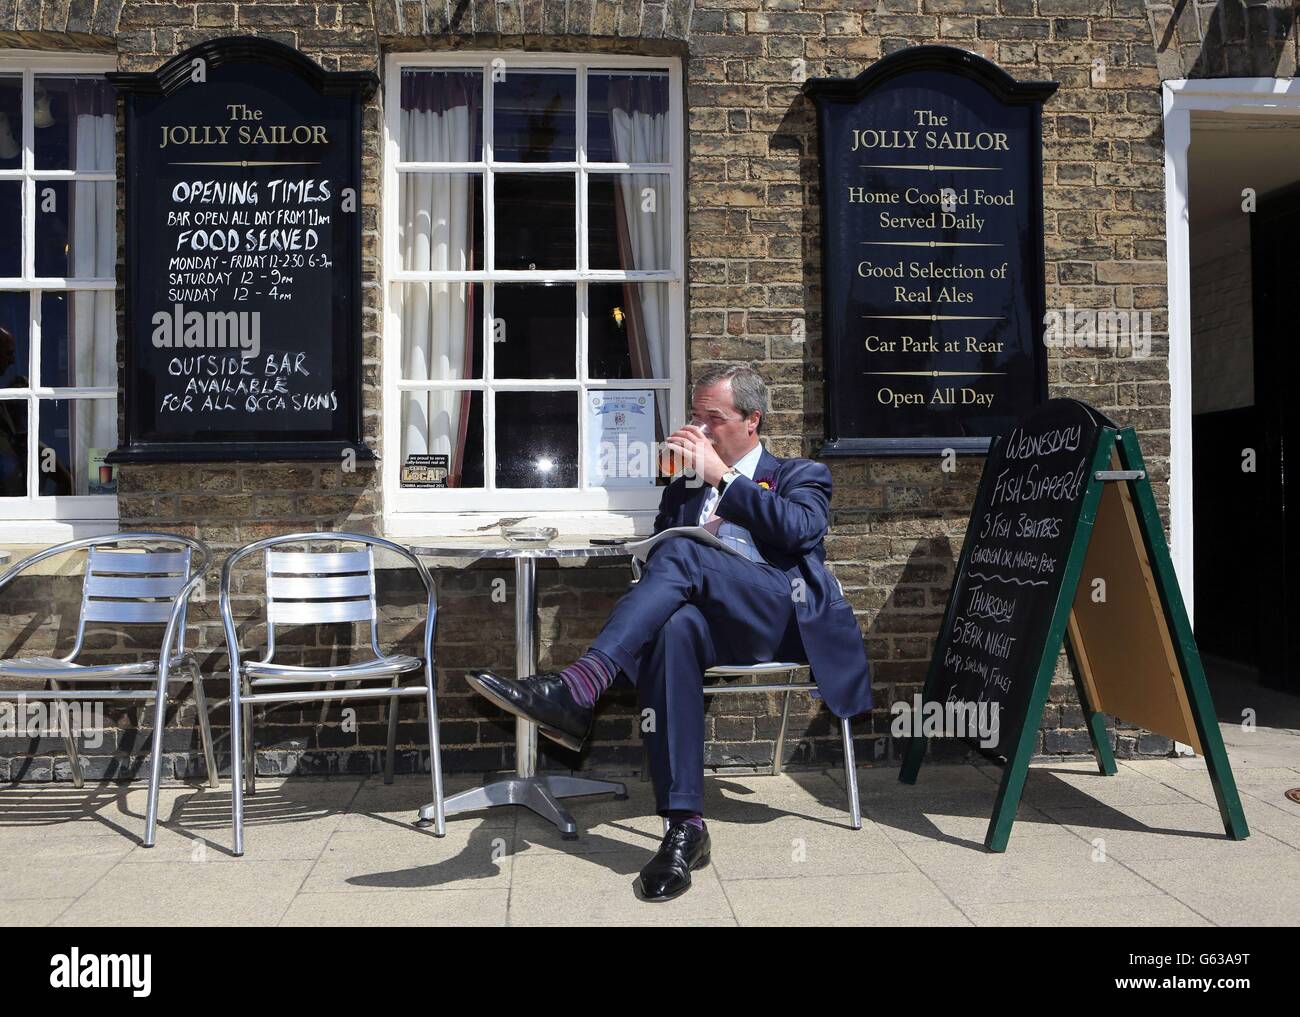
[557,648,617,708]
[666,810,705,831]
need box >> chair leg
[772,669,797,776]
[143,672,171,848]
[384,676,400,785]
[840,716,861,830]
[422,664,445,836]
[188,660,219,790]
[229,667,245,857]
[47,677,85,789]
[242,679,255,798]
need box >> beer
[659,442,683,478]
[659,421,710,479]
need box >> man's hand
[665,424,728,488]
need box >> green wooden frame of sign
[900,426,1250,852]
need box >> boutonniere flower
[757,475,775,490]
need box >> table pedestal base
[418,774,628,838]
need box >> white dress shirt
[697,442,766,563]
[697,441,765,524]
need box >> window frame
[0,50,119,541]
[381,51,687,537]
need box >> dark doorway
[1190,180,1299,696]
[1246,183,1299,694]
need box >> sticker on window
[401,453,449,489]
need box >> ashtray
[500,525,558,546]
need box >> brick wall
[2,0,1254,783]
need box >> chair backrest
[67,535,205,659]
[263,545,380,661]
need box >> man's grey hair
[693,364,768,433]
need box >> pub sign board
[107,37,377,462]
[804,46,1057,456]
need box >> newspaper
[624,525,747,563]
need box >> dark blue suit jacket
[652,446,873,719]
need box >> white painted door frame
[1163,76,1300,626]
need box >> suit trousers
[591,536,804,814]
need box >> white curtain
[400,79,475,483]
[71,106,116,494]
[610,93,672,434]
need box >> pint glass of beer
[659,441,682,478]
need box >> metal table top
[408,538,635,564]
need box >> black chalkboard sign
[900,398,1250,852]
[107,37,376,462]
[804,46,1057,456]
[923,398,1106,757]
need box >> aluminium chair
[630,557,862,829]
[0,533,217,847]
[219,532,445,856]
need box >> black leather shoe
[634,821,711,902]
[465,670,593,751]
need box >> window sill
[0,518,120,549]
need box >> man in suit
[468,364,871,901]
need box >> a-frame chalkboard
[900,398,1249,852]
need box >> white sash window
[383,53,685,535]
[0,53,118,540]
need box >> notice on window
[586,391,656,488]
[401,453,449,488]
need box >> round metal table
[409,538,633,837]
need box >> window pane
[397,173,483,272]
[400,69,482,162]
[0,181,20,277]
[588,173,670,271]
[588,282,671,380]
[586,388,671,489]
[0,75,21,170]
[495,391,577,488]
[38,398,117,496]
[39,290,117,388]
[493,71,576,162]
[586,70,670,163]
[493,173,575,270]
[492,283,574,380]
[35,178,116,278]
[397,281,483,382]
[33,76,115,171]
[0,398,27,496]
[400,388,484,489]
[0,292,29,388]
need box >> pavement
[1,739,1298,926]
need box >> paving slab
[509,849,735,925]
[52,860,314,926]
[1120,852,1300,926]
[280,887,510,926]
[900,832,1163,906]
[724,871,971,926]
[1040,801,1294,862]
[302,824,513,893]
[0,835,132,900]
[706,812,913,879]
[0,898,75,926]
[964,894,1213,927]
